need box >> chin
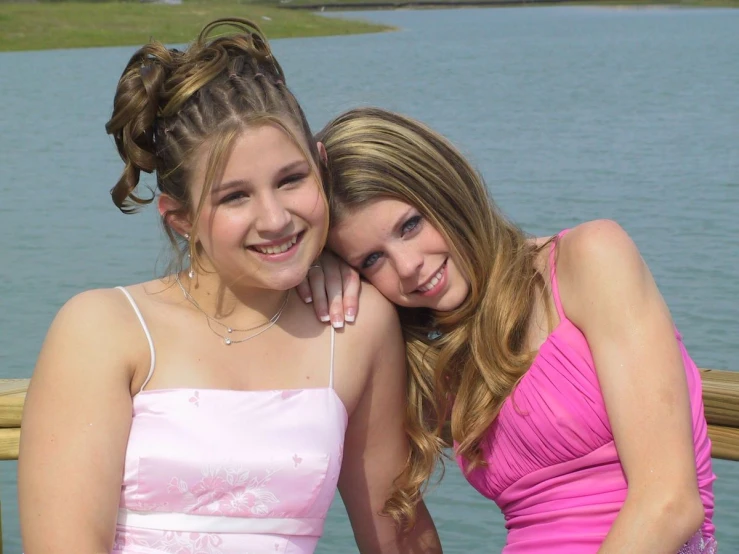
[434,288,468,312]
[267,268,314,291]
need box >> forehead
[335,197,411,231]
[220,124,308,176]
[328,197,412,254]
[190,123,310,189]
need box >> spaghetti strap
[328,326,336,390]
[116,286,156,393]
[549,230,570,321]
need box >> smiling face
[186,123,327,291]
[328,197,470,311]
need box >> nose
[255,191,291,234]
[393,245,423,283]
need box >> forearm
[598,491,704,554]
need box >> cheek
[365,270,403,303]
[197,209,247,251]
[425,226,450,251]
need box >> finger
[322,256,346,329]
[307,266,331,324]
[295,279,313,304]
[341,265,361,323]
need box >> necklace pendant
[227,327,233,333]
[224,338,232,346]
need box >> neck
[178,270,291,327]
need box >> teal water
[1,6,737,552]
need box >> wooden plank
[0,379,29,397]
[707,425,739,462]
[0,396,25,429]
[1,375,738,460]
[0,428,20,461]
[0,379,28,429]
[700,369,739,429]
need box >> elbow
[638,488,705,540]
[676,493,705,537]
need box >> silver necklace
[175,273,278,334]
[174,273,290,346]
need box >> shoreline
[1,0,736,53]
[281,0,738,10]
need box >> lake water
[1,6,737,552]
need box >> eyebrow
[212,159,311,193]
[346,206,416,268]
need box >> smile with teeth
[252,234,299,255]
[418,262,446,292]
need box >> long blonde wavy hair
[317,107,552,473]
[105,21,422,527]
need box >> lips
[250,233,299,255]
[416,259,447,293]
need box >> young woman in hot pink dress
[303,107,716,553]
[18,24,442,554]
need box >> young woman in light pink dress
[17,23,442,554]
[301,107,717,553]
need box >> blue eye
[361,252,382,270]
[402,215,422,235]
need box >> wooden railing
[0,369,737,551]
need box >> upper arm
[338,287,440,553]
[19,289,137,552]
[560,221,699,498]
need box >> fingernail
[304,296,313,304]
[345,309,355,323]
[320,315,330,323]
[332,318,344,329]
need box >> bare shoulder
[35,286,149,387]
[558,219,643,282]
[557,220,650,322]
[342,281,401,345]
[53,287,140,336]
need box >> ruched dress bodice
[456,232,716,553]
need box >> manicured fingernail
[304,296,313,304]
[331,318,344,329]
[345,309,355,323]
[320,315,330,323]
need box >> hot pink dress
[112,287,347,554]
[457,231,716,553]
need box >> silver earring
[185,252,195,279]
[184,233,190,240]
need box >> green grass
[0,0,735,53]
[0,1,391,52]
[277,0,739,7]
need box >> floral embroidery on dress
[167,465,281,516]
[678,531,718,554]
[280,390,302,400]
[189,391,200,407]
[114,529,225,554]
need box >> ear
[158,194,192,237]
[317,141,328,167]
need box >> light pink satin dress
[112,287,347,554]
[457,230,716,553]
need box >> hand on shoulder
[341,281,401,341]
